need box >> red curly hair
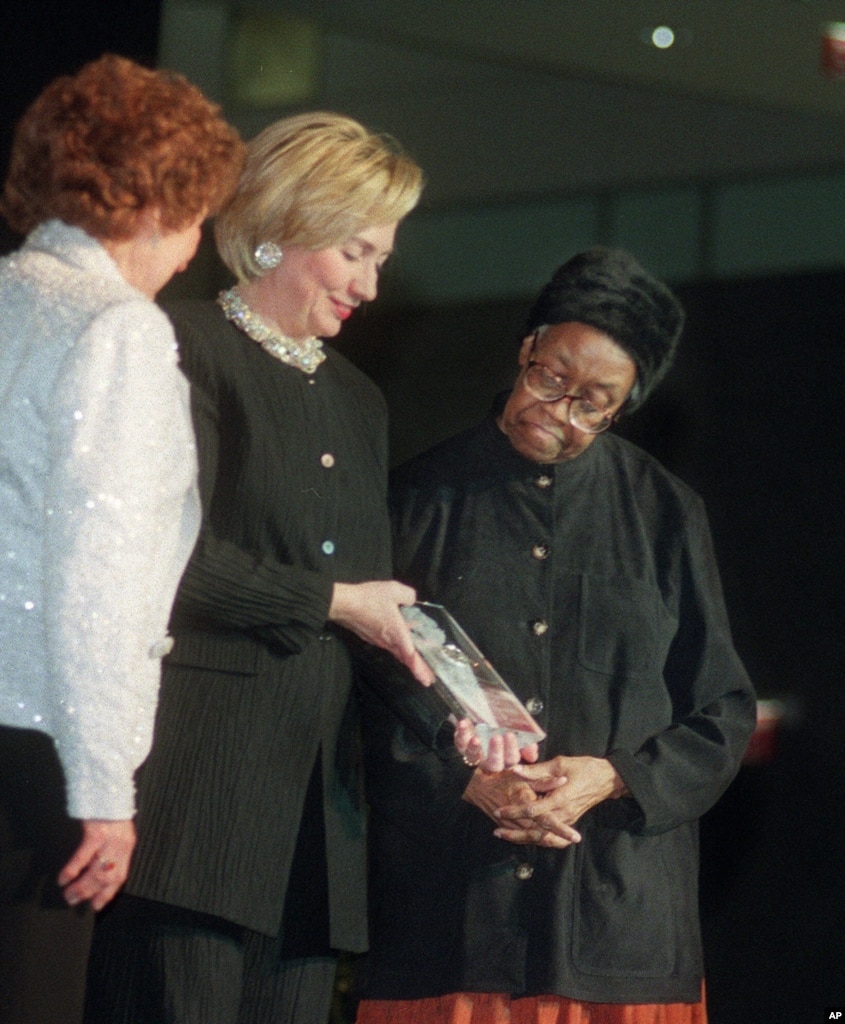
[1,53,245,239]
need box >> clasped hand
[462,754,627,849]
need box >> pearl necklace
[217,287,326,375]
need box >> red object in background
[743,699,785,765]
[821,23,845,78]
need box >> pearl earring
[254,241,283,271]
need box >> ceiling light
[651,25,676,49]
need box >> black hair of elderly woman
[84,110,430,1024]
[525,246,685,412]
[0,53,244,1024]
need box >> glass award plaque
[401,602,546,753]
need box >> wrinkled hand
[58,818,136,911]
[453,720,539,772]
[464,767,581,849]
[462,766,544,826]
[493,755,628,847]
[329,580,434,685]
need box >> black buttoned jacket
[360,411,756,1003]
[124,300,392,947]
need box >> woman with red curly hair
[0,53,243,1024]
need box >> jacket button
[514,862,534,880]
[531,543,550,560]
[525,697,544,715]
[321,540,335,555]
[320,453,335,468]
[530,619,549,636]
[535,474,553,489]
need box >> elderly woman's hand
[461,766,542,825]
[461,756,581,849]
[329,580,434,686]
[491,755,629,846]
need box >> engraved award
[401,602,546,753]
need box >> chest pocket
[576,574,666,677]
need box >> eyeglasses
[521,356,617,434]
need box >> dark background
[1,6,842,1022]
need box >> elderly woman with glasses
[356,248,756,1024]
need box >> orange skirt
[355,988,707,1024]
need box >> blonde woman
[87,113,429,1024]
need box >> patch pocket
[577,574,663,677]
[573,827,675,977]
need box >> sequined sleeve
[42,298,200,820]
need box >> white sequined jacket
[0,220,200,820]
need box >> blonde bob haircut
[215,111,423,282]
